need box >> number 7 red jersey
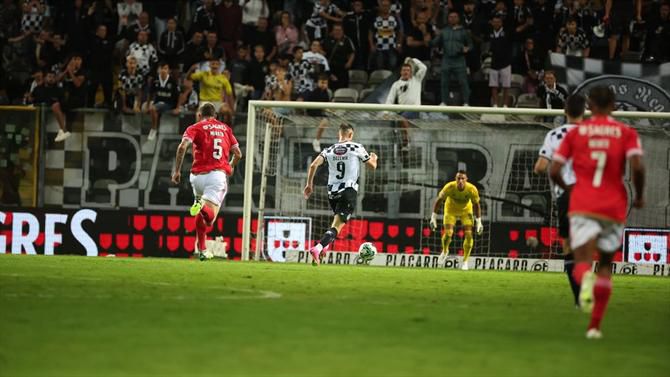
[554,115,643,223]
[182,118,238,175]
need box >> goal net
[241,102,670,262]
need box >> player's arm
[366,153,378,170]
[303,154,325,199]
[533,156,550,175]
[549,159,567,191]
[472,189,483,235]
[229,144,242,175]
[430,189,447,231]
[171,138,191,184]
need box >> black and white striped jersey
[539,124,576,197]
[319,142,370,197]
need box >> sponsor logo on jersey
[334,145,348,155]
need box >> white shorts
[489,65,512,88]
[190,171,228,207]
[569,215,624,253]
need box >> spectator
[604,0,642,59]
[514,37,544,94]
[343,0,372,69]
[556,17,590,57]
[30,30,53,70]
[117,0,143,34]
[182,31,205,72]
[531,0,555,53]
[462,0,486,74]
[151,0,177,40]
[537,70,568,110]
[305,0,345,42]
[157,18,185,68]
[240,0,269,36]
[174,77,199,113]
[431,11,471,106]
[21,0,46,35]
[216,0,242,61]
[369,0,402,70]
[509,0,533,59]
[121,11,153,44]
[192,0,217,35]
[0,0,21,43]
[87,24,114,108]
[265,64,292,102]
[117,55,144,114]
[23,69,43,104]
[87,0,116,32]
[2,29,33,104]
[323,23,355,90]
[491,0,508,21]
[275,11,300,54]
[58,0,91,55]
[43,33,66,70]
[146,61,179,140]
[229,44,254,110]
[243,16,277,62]
[187,56,234,116]
[32,70,70,142]
[645,2,670,63]
[290,45,315,97]
[487,15,513,107]
[127,30,158,78]
[248,44,268,99]
[202,31,225,63]
[301,73,332,152]
[58,53,87,109]
[384,58,427,150]
[302,39,330,74]
[405,10,435,62]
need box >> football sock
[195,213,208,251]
[564,253,580,306]
[319,227,338,248]
[441,228,453,254]
[463,230,473,262]
[200,205,215,225]
[588,276,612,330]
[572,262,591,285]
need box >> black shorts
[557,190,570,239]
[328,188,357,222]
[609,9,633,36]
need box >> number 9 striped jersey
[182,118,238,175]
[319,142,371,197]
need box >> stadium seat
[516,93,540,108]
[348,83,365,94]
[333,88,359,103]
[368,69,393,86]
[348,70,368,86]
[497,93,517,107]
[359,88,375,101]
[511,74,524,88]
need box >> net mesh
[246,105,669,260]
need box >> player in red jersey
[171,102,242,260]
[550,86,645,339]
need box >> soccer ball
[358,242,377,263]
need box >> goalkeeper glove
[430,212,438,231]
[475,217,483,235]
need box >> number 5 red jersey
[554,115,643,223]
[182,118,238,175]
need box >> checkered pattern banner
[549,53,670,91]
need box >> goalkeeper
[430,170,483,270]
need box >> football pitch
[1,255,668,377]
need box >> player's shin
[564,252,580,306]
[317,227,338,252]
[200,204,215,225]
[441,227,453,254]
[463,230,474,262]
[589,276,612,330]
[195,213,208,252]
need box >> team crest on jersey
[334,145,348,155]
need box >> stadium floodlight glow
[242,100,669,262]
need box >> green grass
[1,255,668,377]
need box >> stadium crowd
[0,0,668,138]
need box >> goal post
[241,101,670,262]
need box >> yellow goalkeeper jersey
[439,181,480,215]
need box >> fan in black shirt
[32,71,70,142]
[147,61,180,141]
[299,74,332,152]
